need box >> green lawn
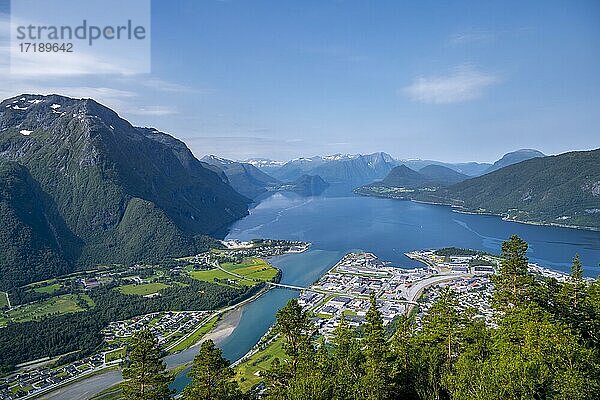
[117,282,170,296]
[222,258,279,282]
[189,268,255,286]
[190,258,278,287]
[235,337,287,392]
[0,291,8,308]
[104,348,125,363]
[32,283,62,294]
[169,314,221,353]
[7,294,95,323]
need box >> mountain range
[247,148,546,184]
[261,152,398,185]
[0,93,592,290]
[357,149,600,229]
[0,94,249,289]
[201,155,280,199]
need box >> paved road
[36,286,270,399]
[39,370,122,400]
[405,273,468,313]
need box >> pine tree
[182,340,241,400]
[272,298,313,376]
[122,330,173,400]
[412,288,461,400]
[360,293,391,400]
[570,254,584,308]
[492,234,533,310]
[331,316,365,399]
[389,315,416,398]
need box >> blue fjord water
[170,190,600,391]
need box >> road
[39,370,122,400]
[405,273,469,313]
[35,285,271,400]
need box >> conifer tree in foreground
[183,339,242,400]
[122,329,173,400]
[178,235,600,400]
[360,293,391,400]
[492,234,533,310]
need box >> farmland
[116,282,170,296]
[6,294,95,323]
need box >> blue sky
[1,0,599,162]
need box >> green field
[104,348,125,363]
[117,282,170,296]
[0,292,8,308]
[7,294,95,323]
[24,278,57,288]
[32,283,62,294]
[235,337,287,391]
[189,268,255,286]
[222,258,279,281]
[169,314,221,353]
[189,258,278,287]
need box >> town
[234,247,574,389]
[0,239,308,400]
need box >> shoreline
[34,284,273,400]
[201,307,243,346]
[354,190,600,232]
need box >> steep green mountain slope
[0,94,249,287]
[357,149,600,229]
[0,161,81,289]
[445,149,600,228]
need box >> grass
[7,294,95,323]
[222,258,279,281]
[235,337,287,392]
[104,348,125,363]
[24,278,57,288]
[189,258,278,287]
[32,283,62,294]
[189,268,250,285]
[169,314,221,353]
[0,291,8,308]
[117,282,170,296]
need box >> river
[45,189,600,398]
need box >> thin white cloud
[135,77,198,93]
[402,66,499,104]
[449,31,496,46]
[128,105,178,116]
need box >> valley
[0,94,598,400]
[0,240,306,399]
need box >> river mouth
[168,190,600,393]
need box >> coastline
[354,190,600,232]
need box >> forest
[0,279,262,372]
